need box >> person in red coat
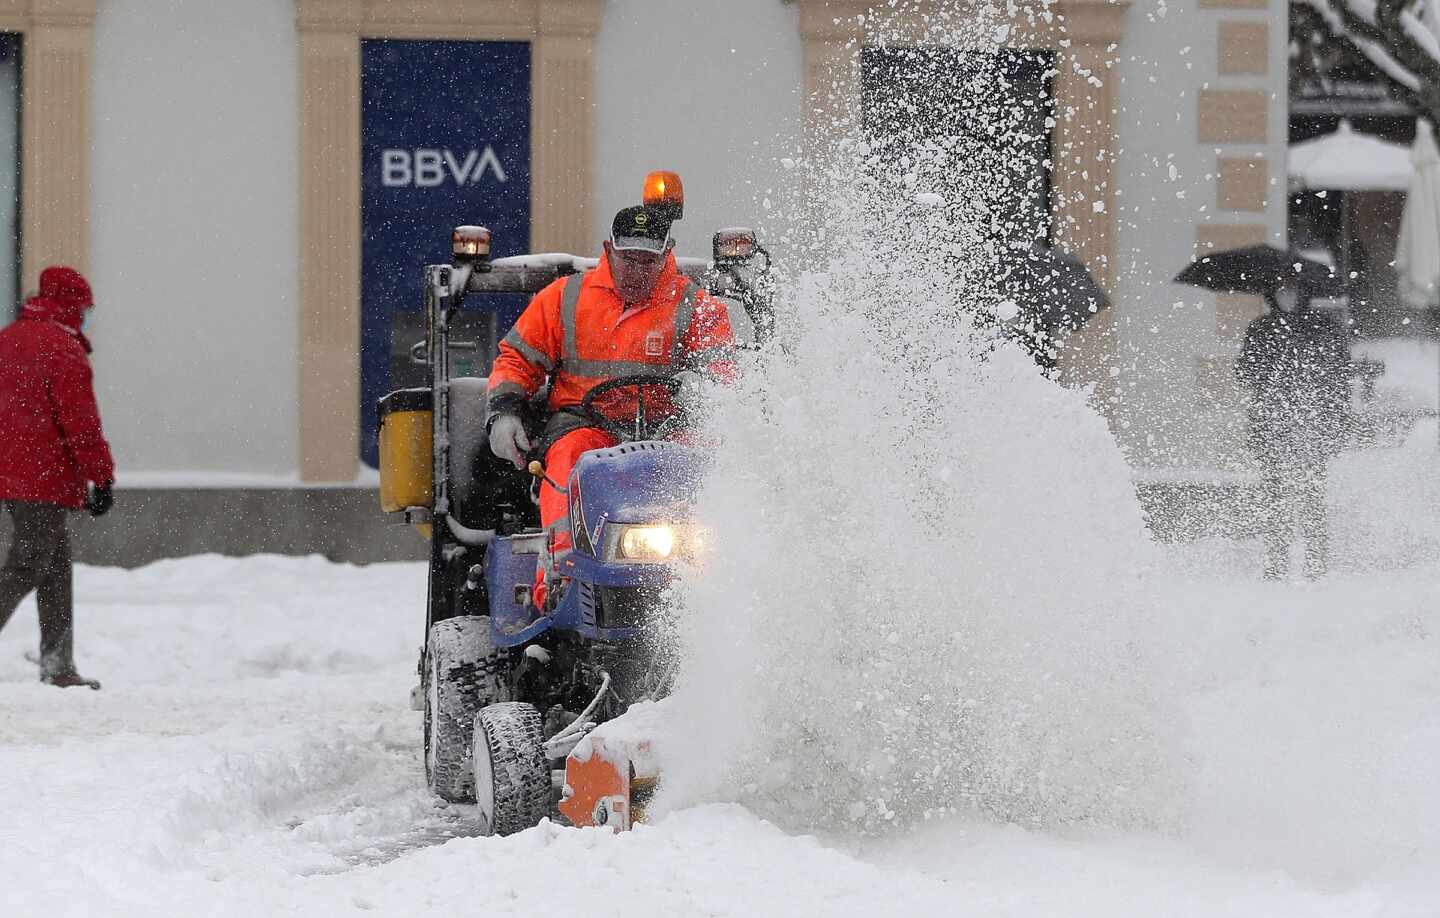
[0,266,114,688]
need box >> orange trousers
[533,427,618,610]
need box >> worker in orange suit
[486,204,736,610]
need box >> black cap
[610,205,672,255]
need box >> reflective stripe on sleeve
[489,381,529,400]
[486,383,529,423]
[502,328,556,372]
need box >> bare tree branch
[1304,0,1422,92]
[1373,0,1440,83]
[1298,0,1438,142]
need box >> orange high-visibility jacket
[487,252,736,424]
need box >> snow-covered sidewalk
[1,552,1437,917]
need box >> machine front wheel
[474,701,551,836]
[424,615,507,803]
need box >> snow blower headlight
[610,523,708,564]
[617,525,677,562]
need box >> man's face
[605,240,668,304]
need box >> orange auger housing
[558,704,662,831]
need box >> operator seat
[448,376,541,533]
[448,376,490,516]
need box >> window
[860,47,1055,250]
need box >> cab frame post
[425,263,454,631]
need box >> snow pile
[1351,337,1439,413]
[0,554,421,687]
[659,5,1177,834]
[1330,418,1440,570]
[1167,566,1440,890]
[0,556,451,915]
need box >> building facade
[1,0,1288,562]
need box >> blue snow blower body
[484,439,709,647]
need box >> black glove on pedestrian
[86,481,114,517]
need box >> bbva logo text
[381,147,507,187]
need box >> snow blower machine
[377,172,772,835]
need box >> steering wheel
[578,374,685,442]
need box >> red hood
[21,266,93,330]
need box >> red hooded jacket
[0,267,115,509]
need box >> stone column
[1043,7,1126,290]
[798,1,868,142]
[296,13,362,483]
[533,0,602,254]
[15,0,96,284]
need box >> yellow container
[378,388,433,513]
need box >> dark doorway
[860,46,1055,250]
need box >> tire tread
[425,616,507,803]
[476,702,550,835]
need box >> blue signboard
[360,39,531,467]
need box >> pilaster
[297,24,362,482]
[8,0,97,285]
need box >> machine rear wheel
[424,616,508,803]
[474,701,551,835]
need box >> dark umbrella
[1005,244,1111,334]
[1175,245,1340,297]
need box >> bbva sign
[381,146,508,187]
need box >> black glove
[86,481,114,517]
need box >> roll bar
[452,254,714,297]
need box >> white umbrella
[1288,120,1414,191]
[1395,119,1440,307]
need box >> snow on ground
[0,538,1437,915]
[6,429,1437,917]
[0,434,1436,917]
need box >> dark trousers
[0,501,75,677]
[1258,459,1329,580]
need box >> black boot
[42,671,100,690]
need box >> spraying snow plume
[657,2,1181,835]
